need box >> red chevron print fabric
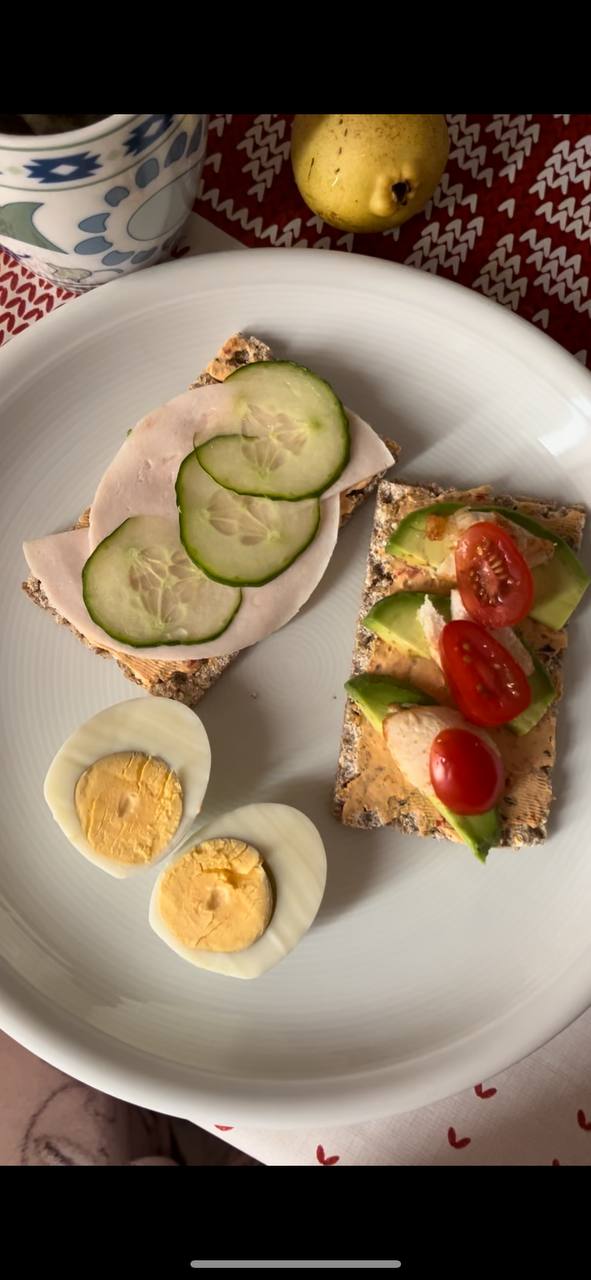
[2,114,590,361]
[0,262,75,345]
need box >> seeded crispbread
[334,479,586,848]
[22,334,399,706]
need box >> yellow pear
[291,114,449,233]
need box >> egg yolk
[158,838,273,952]
[74,751,183,865]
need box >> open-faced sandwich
[22,334,397,704]
[335,480,589,860]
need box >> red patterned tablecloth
[2,114,590,361]
[2,115,591,1168]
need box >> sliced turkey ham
[88,382,394,551]
[23,497,341,662]
[24,379,393,659]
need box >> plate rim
[3,247,590,402]
[2,246,591,1129]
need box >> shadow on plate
[262,771,398,925]
[195,672,277,821]
[296,500,374,622]
[190,677,392,927]
[257,332,431,468]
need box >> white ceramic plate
[1,249,591,1128]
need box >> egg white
[43,698,211,879]
[149,803,327,979]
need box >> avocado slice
[363,591,450,658]
[387,501,589,630]
[433,802,499,865]
[387,501,461,569]
[528,550,589,631]
[345,672,498,862]
[345,673,434,733]
[363,590,556,735]
[510,650,556,736]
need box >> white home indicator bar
[190,1264,402,1270]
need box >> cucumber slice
[82,515,241,647]
[195,361,350,500]
[177,453,320,587]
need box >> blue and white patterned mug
[0,114,208,290]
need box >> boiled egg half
[149,803,327,979]
[44,698,211,879]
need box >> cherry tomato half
[429,727,505,815]
[439,619,531,727]
[455,520,534,628]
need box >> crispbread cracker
[22,334,399,706]
[334,479,586,848]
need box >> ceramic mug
[0,114,208,290]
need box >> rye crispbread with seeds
[334,478,586,848]
[22,334,399,707]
